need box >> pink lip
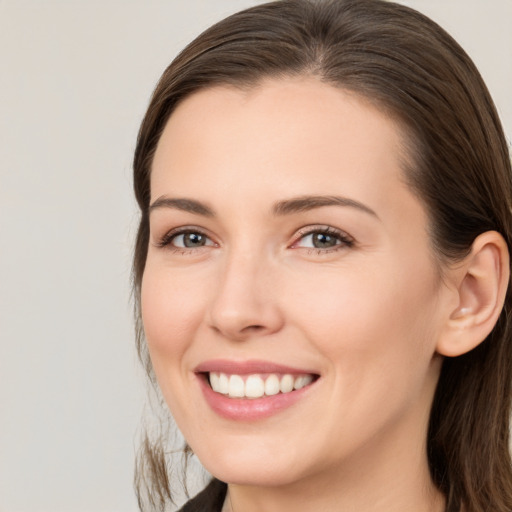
[194,359,319,422]
[194,359,317,375]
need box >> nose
[207,249,284,341]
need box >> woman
[132,0,512,510]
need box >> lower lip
[197,374,317,421]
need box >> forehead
[151,77,413,215]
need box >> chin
[193,443,309,488]
[208,464,303,488]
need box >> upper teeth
[209,372,314,398]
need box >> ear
[436,231,509,357]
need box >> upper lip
[194,359,319,376]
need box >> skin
[141,77,452,511]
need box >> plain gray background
[1,1,511,511]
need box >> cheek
[140,265,212,428]
[287,257,440,380]
[288,259,441,444]
[140,266,206,368]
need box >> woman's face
[142,78,452,487]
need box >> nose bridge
[207,240,282,340]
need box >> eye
[172,232,213,248]
[298,232,340,249]
[157,229,216,250]
[292,227,354,251]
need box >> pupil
[313,233,336,248]
[184,233,205,247]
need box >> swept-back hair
[132,1,512,510]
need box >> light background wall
[1,1,510,511]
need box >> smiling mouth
[205,372,318,399]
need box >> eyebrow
[148,194,378,219]
[272,195,379,218]
[149,196,215,217]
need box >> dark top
[178,479,228,512]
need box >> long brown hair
[132,1,512,510]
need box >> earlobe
[437,231,509,357]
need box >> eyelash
[156,227,215,254]
[155,225,355,254]
[291,226,355,254]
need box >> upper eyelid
[289,226,356,252]
[155,225,216,247]
[292,225,354,240]
[296,225,343,234]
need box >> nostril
[243,325,265,332]
[208,323,264,337]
